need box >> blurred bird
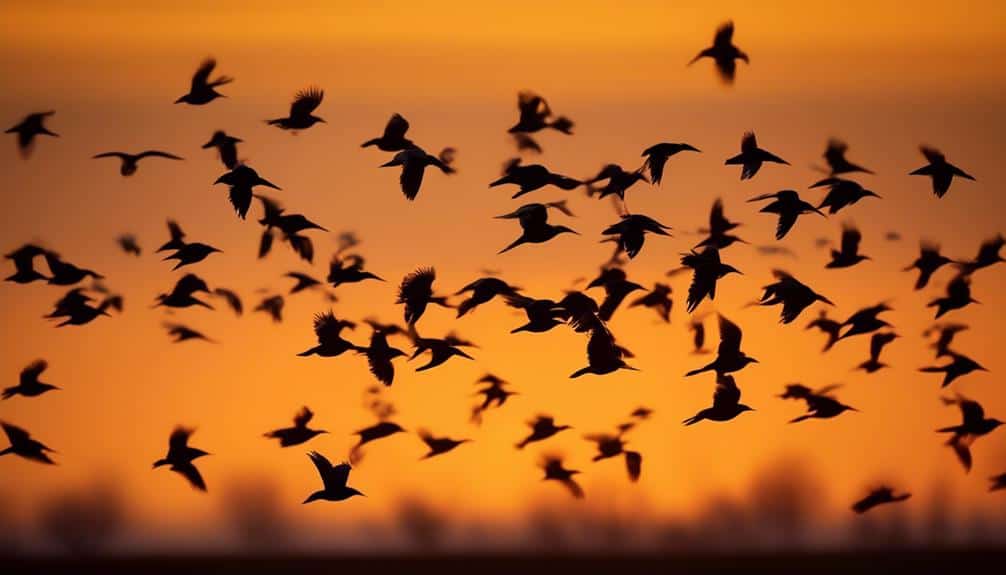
[826,224,870,268]
[683,373,755,425]
[3,360,59,400]
[361,113,413,151]
[695,199,746,250]
[380,146,455,200]
[490,159,582,199]
[516,415,571,449]
[958,234,1004,275]
[920,352,987,388]
[557,290,601,333]
[584,164,648,201]
[541,456,584,499]
[496,203,578,254]
[418,430,471,460]
[584,428,642,482]
[747,190,825,240]
[602,213,672,259]
[116,234,142,256]
[509,91,573,134]
[641,142,700,185]
[163,322,214,344]
[303,452,364,503]
[298,311,361,358]
[819,139,874,177]
[153,427,209,491]
[688,316,709,354]
[93,150,183,176]
[409,332,475,372]
[904,242,957,290]
[680,246,742,313]
[688,21,749,84]
[784,385,857,423]
[838,303,893,341]
[175,58,232,105]
[0,421,56,464]
[455,277,522,318]
[757,269,834,324]
[44,252,103,285]
[212,287,243,316]
[910,146,975,198]
[569,317,637,378]
[856,332,899,373]
[327,254,383,288]
[686,315,758,377]
[155,274,212,310]
[471,375,518,423]
[629,283,673,323]
[928,273,978,319]
[264,406,328,447]
[255,196,326,263]
[50,293,119,327]
[202,131,242,169]
[4,244,49,283]
[725,132,788,180]
[924,323,968,358]
[267,87,325,131]
[938,395,1003,472]
[214,164,281,219]
[812,177,881,214]
[359,327,407,386]
[989,473,1006,492]
[512,133,543,154]
[162,242,221,271]
[351,421,406,461]
[6,111,58,158]
[156,220,187,253]
[851,487,911,514]
[504,294,568,334]
[397,267,451,325]
[587,267,645,321]
[285,271,322,295]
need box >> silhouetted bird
[163,322,214,344]
[455,277,522,317]
[641,142,700,185]
[0,421,56,464]
[584,164,648,201]
[747,190,824,240]
[929,273,978,319]
[689,21,749,84]
[820,139,874,177]
[490,159,582,198]
[285,271,322,294]
[50,291,119,327]
[362,113,413,151]
[418,430,471,459]
[326,254,383,288]
[958,234,1004,274]
[44,252,102,285]
[156,220,187,253]
[920,352,987,388]
[851,487,911,514]
[938,394,1003,472]
[813,177,881,214]
[256,196,326,263]
[4,244,49,283]
[504,294,568,333]
[163,242,221,271]
[380,146,455,200]
[838,303,893,340]
[725,132,787,180]
[93,150,183,176]
[512,133,542,153]
[857,332,899,373]
[397,267,452,325]
[175,58,232,105]
[471,375,518,423]
[351,421,405,460]
[267,87,325,131]
[602,214,672,259]
[683,373,755,425]
[516,415,571,449]
[496,203,578,254]
[155,274,212,310]
[359,327,406,386]
[3,360,59,400]
[826,224,870,268]
[570,317,637,378]
[910,146,975,198]
[113,234,142,257]
[758,269,833,324]
[925,323,968,358]
[45,288,93,319]
[264,406,327,447]
[680,246,741,313]
[410,332,474,371]
[784,385,857,423]
[6,111,58,158]
[202,131,242,169]
[905,241,956,290]
[509,91,573,134]
[558,290,601,332]
[587,267,645,321]
[304,452,364,503]
[629,283,673,323]
[696,198,746,249]
[686,315,758,377]
[153,427,209,491]
[297,312,363,359]
[214,164,281,219]
[584,429,642,482]
[989,473,1006,492]
[212,287,242,316]
[541,456,584,499]
[688,316,709,354]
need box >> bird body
[905,242,956,290]
[826,224,870,268]
[267,87,325,130]
[813,178,881,214]
[264,407,327,447]
[303,452,363,503]
[542,456,584,499]
[920,352,987,388]
[4,244,49,283]
[681,246,741,313]
[516,416,570,449]
[910,146,975,198]
[202,131,242,169]
[361,113,413,151]
[938,395,1003,472]
[686,314,758,377]
[214,165,281,219]
[6,111,58,157]
[380,146,455,200]
[490,161,581,198]
[509,91,573,134]
[725,132,788,180]
[747,190,824,239]
[418,431,471,459]
[758,269,833,324]
[602,214,672,259]
[683,373,754,425]
[0,421,56,464]
[455,277,521,317]
[496,203,578,254]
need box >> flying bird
[686,314,758,377]
[496,203,578,254]
[303,452,364,503]
[504,294,568,334]
[455,277,522,317]
[43,252,103,285]
[641,142,700,185]
[680,246,741,313]
[920,352,987,388]
[490,159,582,198]
[725,132,788,180]
[838,303,893,341]
[819,139,874,177]
[688,21,749,84]
[688,316,709,354]
[397,267,451,325]
[757,270,833,324]
[584,428,642,482]
[418,430,471,460]
[628,283,673,323]
[938,395,1003,472]
[958,234,1004,274]
[3,360,59,400]
[584,164,648,201]
[4,244,49,283]
[359,327,407,386]
[361,113,414,151]
[380,146,455,200]
[924,323,968,358]
[509,91,573,134]
[928,273,979,319]
[541,456,584,499]
[264,406,328,447]
[157,220,187,253]
[909,146,976,198]
[163,322,215,344]
[989,473,1006,492]
[285,271,322,295]
[155,274,212,309]
[214,164,281,219]
[93,150,183,176]
[587,267,645,322]
[351,421,405,461]
[202,131,242,169]
[153,427,209,491]
[6,111,58,157]
[856,332,899,373]
[409,332,475,372]
[695,199,746,250]
[851,487,911,514]
[813,177,881,214]
[807,310,843,352]
[683,373,755,425]
[826,224,870,268]
[516,415,571,449]
[267,87,325,131]
[175,58,232,105]
[0,421,56,464]
[783,385,857,423]
[569,317,637,378]
[298,311,361,357]
[904,242,957,290]
[602,214,672,259]
[116,234,142,256]
[212,287,243,316]
[162,242,221,271]
[747,190,825,240]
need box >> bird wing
[398,267,435,304]
[920,146,945,164]
[624,451,642,482]
[290,87,324,117]
[307,451,337,490]
[776,210,798,240]
[20,359,48,385]
[1,422,31,444]
[383,113,409,140]
[586,319,620,367]
[741,131,757,153]
[400,157,425,200]
[717,314,743,356]
[713,20,735,47]
[167,220,185,243]
[173,462,207,491]
[191,58,216,89]
[212,288,243,315]
[169,426,193,450]
[841,226,861,255]
[959,398,985,427]
[136,150,184,161]
[92,151,129,160]
[294,406,314,427]
[517,203,549,231]
[312,311,344,344]
[712,373,741,408]
[824,139,848,169]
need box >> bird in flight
[686,314,758,377]
[267,87,326,131]
[455,277,522,318]
[516,415,571,449]
[358,326,407,386]
[781,384,858,423]
[989,473,1006,492]
[163,322,215,344]
[688,21,749,84]
[155,274,213,310]
[584,164,649,201]
[202,130,242,169]
[175,58,232,105]
[812,177,881,215]
[584,427,642,482]
[924,322,968,358]
[695,198,746,250]
[0,421,57,464]
[826,223,870,269]
[919,351,987,388]
[153,427,210,491]
[569,316,637,378]
[162,241,222,271]
[496,203,578,254]
[725,132,788,180]
[806,309,842,352]
[380,146,455,201]
[43,251,103,285]
[361,113,414,151]
[490,159,582,199]
[628,282,673,323]
[92,150,183,176]
[838,303,894,341]
[116,234,142,257]
[212,287,243,316]
[509,91,573,134]
[818,139,874,178]
[303,452,364,503]
[851,486,911,514]
[409,330,475,372]
[3,360,59,400]
[680,246,742,313]
[327,254,383,288]
[757,269,834,324]
[641,142,700,186]
[471,374,518,423]
[264,406,328,447]
[909,146,976,199]
[904,242,957,290]
[503,293,568,334]
[928,273,978,319]
[541,455,584,499]
[602,214,672,260]
[683,373,755,425]
[747,190,825,240]
[351,420,405,462]
[938,394,1003,472]
[6,111,58,158]
[214,164,281,219]
[587,267,646,322]
[298,311,361,357]
[4,244,49,284]
[855,332,899,373]
[255,195,327,264]
[418,430,471,460]
[958,234,1004,275]
[688,315,710,354]
[397,267,451,326]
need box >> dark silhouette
[4,243,49,283]
[496,203,578,254]
[512,133,542,154]
[156,220,187,253]
[813,177,881,214]
[490,158,582,198]
[362,113,413,151]
[471,374,518,423]
[6,111,58,158]
[905,241,957,290]
[509,91,573,134]
[928,273,978,318]
[212,287,243,316]
[781,384,857,423]
[264,406,327,447]
[587,267,645,321]
[409,331,475,371]
[3,360,59,400]
[686,314,758,377]
[153,427,209,491]
[602,213,672,259]
[920,352,987,388]
[584,428,642,482]
[851,487,911,514]
[856,332,899,373]
[0,421,56,464]
[838,303,893,341]
[163,322,214,344]
[641,142,700,185]
[683,373,755,425]
[725,132,788,180]
[516,415,571,449]
[924,322,968,358]
[116,234,142,256]
[584,164,648,201]
[696,198,747,250]
[504,293,568,333]
[958,234,1004,274]
[989,473,1006,492]
[418,430,471,460]
[688,21,749,84]
[44,251,103,285]
[359,327,407,386]
[163,241,221,270]
[92,150,183,176]
[569,316,637,378]
[351,421,405,460]
[397,267,451,325]
[256,195,327,263]
[826,223,870,268]
[285,271,322,294]
[202,131,242,169]
[303,452,364,503]
[747,190,825,239]
[175,58,232,105]
[327,254,383,287]
[910,146,976,198]
[628,282,673,323]
[155,274,213,310]
[541,456,584,499]
[681,246,741,312]
[820,139,874,177]
[455,277,522,317]
[298,311,361,357]
[267,87,325,130]
[688,316,710,354]
[938,394,1003,472]
[757,269,833,324]
[214,164,281,219]
[49,289,119,327]
[380,146,455,200]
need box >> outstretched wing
[308,451,337,490]
[291,87,324,117]
[383,113,409,140]
[173,462,207,491]
[136,150,184,161]
[191,58,217,89]
[841,225,862,255]
[713,20,735,48]
[717,314,743,356]
[20,359,48,385]
[294,406,314,427]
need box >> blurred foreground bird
[214,164,281,219]
[175,58,232,105]
[826,224,870,268]
[304,452,364,503]
[202,130,242,169]
[819,139,874,177]
[924,323,968,358]
[361,113,413,151]
[569,318,637,378]
[856,332,898,373]
[6,111,58,158]
[584,164,648,201]
[812,177,881,214]
[418,430,471,460]
[629,283,673,323]
[264,406,327,447]
[153,427,209,491]
[585,428,642,482]
[298,311,361,357]
[397,267,451,325]
[490,159,582,198]
[163,322,214,344]
[929,273,978,319]
[851,487,911,514]
[838,303,893,341]
[116,234,142,256]
[409,331,475,372]
[3,360,59,400]
[958,234,1004,274]
[4,244,49,283]
[688,21,749,84]
[455,277,522,317]
[904,242,957,290]
[93,150,183,176]
[541,456,584,499]
[155,274,212,310]
[44,252,103,285]
[781,384,857,423]
[602,213,672,259]
[162,241,221,270]
[696,198,746,250]
[0,421,56,464]
[359,327,407,386]
[516,415,571,449]
[938,395,1003,472]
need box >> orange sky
[1,0,1005,550]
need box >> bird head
[989,419,1005,429]
[742,356,759,366]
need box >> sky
[1,0,1005,552]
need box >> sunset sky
[1,0,1004,551]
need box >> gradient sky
[1,0,1005,550]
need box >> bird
[826,224,870,268]
[156,220,188,253]
[938,395,1003,472]
[807,310,842,352]
[409,332,475,371]
[904,242,957,290]
[512,133,543,154]
[856,332,899,373]
[175,58,232,105]
[397,267,451,326]
[3,360,59,400]
[628,283,673,323]
[641,142,700,186]
[358,327,407,386]
[489,159,582,198]
[152,427,209,491]
[813,178,882,214]
[584,164,648,201]
[92,150,183,176]
[688,21,749,84]
[838,303,893,341]
[49,292,119,327]
[851,487,911,514]
[163,322,214,344]
[569,316,638,378]
[819,139,874,177]
[783,385,857,423]
[351,421,406,460]
[909,146,976,198]
[155,274,213,310]
[303,452,364,503]
[587,267,645,322]
[725,132,788,180]
[202,131,242,169]
[683,373,755,425]
[509,91,573,134]
[920,352,987,388]
[928,273,979,319]
[541,456,584,499]
[264,406,328,447]
[418,430,471,460]
[162,242,221,271]
[695,198,746,250]
[255,196,327,264]
[116,234,142,256]
[471,375,518,423]
[212,287,243,316]
[4,244,49,283]
[686,315,758,377]
[924,323,968,358]
[747,190,825,240]
[285,271,322,294]
[379,146,455,200]
[757,270,834,324]
[43,252,103,285]
[516,416,571,449]
[688,316,709,354]
[680,246,742,313]
[503,294,568,334]
[602,214,672,259]
[455,277,522,317]
[327,254,383,288]
[267,87,325,131]
[214,164,281,219]
[361,113,414,151]
[0,421,56,464]
[989,473,1006,492]
[958,234,1004,274]
[584,429,642,482]
[298,311,361,357]
[496,203,578,254]
[6,111,58,157]
[559,289,602,330]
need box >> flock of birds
[3,21,1006,514]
